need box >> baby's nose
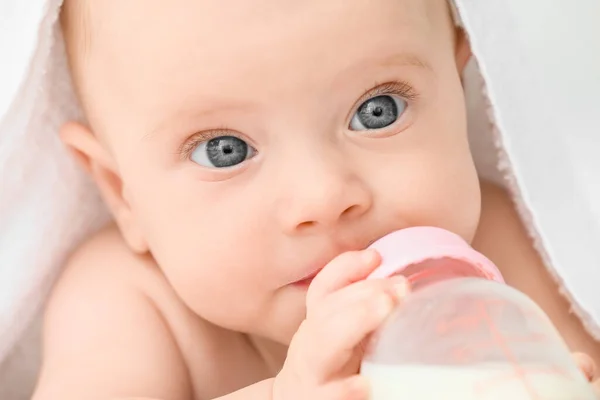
[277,165,373,235]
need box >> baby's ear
[60,121,149,254]
[455,28,472,73]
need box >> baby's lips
[366,226,504,282]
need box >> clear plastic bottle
[361,227,596,400]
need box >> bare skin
[32,0,600,399]
[32,183,600,400]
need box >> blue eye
[350,95,407,131]
[191,136,256,168]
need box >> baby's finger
[314,375,371,400]
[311,276,409,323]
[114,398,164,400]
[307,249,380,314]
[573,352,597,381]
[294,286,398,380]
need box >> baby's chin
[193,286,307,345]
[247,295,307,346]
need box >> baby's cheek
[423,141,481,241]
[146,214,274,329]
[159,246,265,326]
[127,172,287,329]
[378,148,480,242]
[431,165,480,240]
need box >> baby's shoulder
[50,223,167,309]
[475,182,600,363]
[36,225,192,398]
[475,180,527,250]
[48,223,223,353]
[473,180,526,259]
[40,224,265,399]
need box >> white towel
[0,0,599,398]
[0,0,110,383]
[454,0,600,336]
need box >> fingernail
[391,276,410,299]
[362,249,377,263]
[377,295,394,317]
[578,355,596,381]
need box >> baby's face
[66,0,480,343]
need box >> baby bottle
[360,227,596,400]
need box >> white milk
[361,362,595,400]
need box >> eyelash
[178,128,252,161]
[179,81,419,160]
[356,80,419,107]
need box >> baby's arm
[32,230,282,400]
[473,181,600,364]
[31,231,193,400]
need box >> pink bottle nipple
[367,227,504,284]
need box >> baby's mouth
[292,278,313,288]
[292,270,321,288]
[291,239,382,288]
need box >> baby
[31,0,600,399]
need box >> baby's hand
[273,249,408,400]
[573,352,600,397]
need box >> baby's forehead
[63,0,450,49]
[62,0,454,124]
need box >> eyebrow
[330,51,434,91]
[347,52,433,74]
[143,101,257,140]
[379,53,432,71]
[144,53,432,140]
